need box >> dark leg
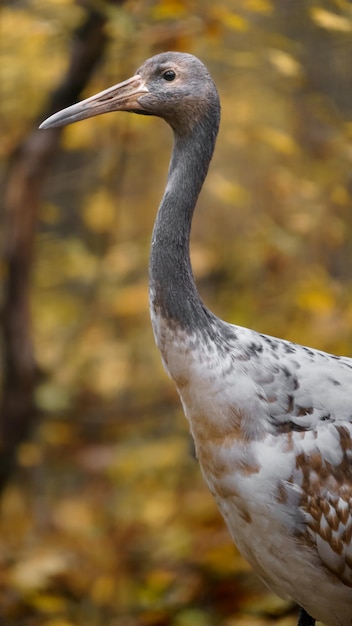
[298,607,315,626]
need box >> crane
[40,52,352,626]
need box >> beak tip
[39,116,58,130]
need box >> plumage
[40,52,352,626]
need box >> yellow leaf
[246,0,272,14]
[54,498,96,534]
[28,593,67,614]
[214,8,249,31]
[82,189,116,233]
[150,0,187,19]
[260,126,297,155]
[268,49,303,78]
[10,550,70,591]
[310,8,352,32]
[297,283,334,314]
[209,173,249,205]
[64,239,98,282]
[87,347,129,396]
[142,491,175,525]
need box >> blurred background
[1,1,352,624]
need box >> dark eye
[163,70,176,81]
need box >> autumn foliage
[0,0,352,624]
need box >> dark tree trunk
[0,1,124,493]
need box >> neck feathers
[149,106,219,331]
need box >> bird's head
[40,52,220,137]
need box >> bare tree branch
[0,1,124,493]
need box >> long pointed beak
[39,74,149,129]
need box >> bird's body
[40,52,352,626]
[155,315,352,625]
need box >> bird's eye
[163,70,176,82]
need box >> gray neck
[149,116,218,331]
